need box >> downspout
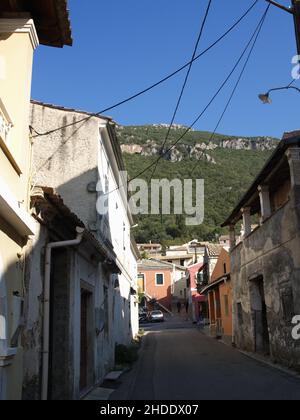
[42,227,85,401]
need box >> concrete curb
[238,350,300,381]
[198,328,300,381]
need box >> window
[155,273,164,286]
[138,274,145,293]
[223,263,227,274]
[224,295,229,317]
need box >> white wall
[98,129,138,345]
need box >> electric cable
[149,0,213,180]
[190,3,271,175]
[30,0,259,139]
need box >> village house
[153,244,195,267]
[138,259,187,314]
[138,260,175,313]
[172,265,190,307]
[203,243,223,284]
[137,243,162,259]
[186,243,223,324]
[142,240,207,267]
[201,248,232,344]
[0,0,72,400]
[218,235,230,251]
[186,262,207,323]
[25,187,121,400]
[222,131,300,369]
[26,101,139,399]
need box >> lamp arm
[265,0,294,14]
[268,85,300,94]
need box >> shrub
[115,343,139,365]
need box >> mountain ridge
[117,125,276,245]
[117,125,278,164]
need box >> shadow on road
[110,318,300,401]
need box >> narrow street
[111,317,300,401]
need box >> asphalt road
[111,321,300,400]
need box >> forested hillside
[117,125,277,244]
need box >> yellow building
[0,1,72,400]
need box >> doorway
[80,287,93,394]
[48,248,70,400]
[250,277,270,355]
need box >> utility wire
[30,0,258,139]
[127,4,271,184]
[288,78,297,87]
[190,3,271,175]
[102,4,271,200]
[149,0,213,180]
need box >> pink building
[187,262,208,323]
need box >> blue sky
[31,0,299,138]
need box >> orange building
[201,248,232,344]
[138,260,173,311]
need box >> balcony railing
[0,99,13,144]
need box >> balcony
[0,98,21,174]
[0,177,35,236]
[223,142,300,256]
[228,158,297,274]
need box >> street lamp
[258,85,300,104]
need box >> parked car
[149,310,164,323]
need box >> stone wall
[231,188,300,370]
[30,103,101,228]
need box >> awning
[31,186,121,274]
[192,294,207,303]
[0,0,72,47]
[201,274,230,294]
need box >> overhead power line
[126,4,271,184]
[98,4,271,202]
[149,0,213,180]
[190,3,271,175]
[30,0,259,139]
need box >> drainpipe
[41,227,85,401]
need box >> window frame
[155,273,165,287]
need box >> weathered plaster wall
[29,103,139,393]
[22,220,115,400]
[22,223,46,400]
[0,220,25,400]
[30,103,101,227]
[231,190,300,369]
